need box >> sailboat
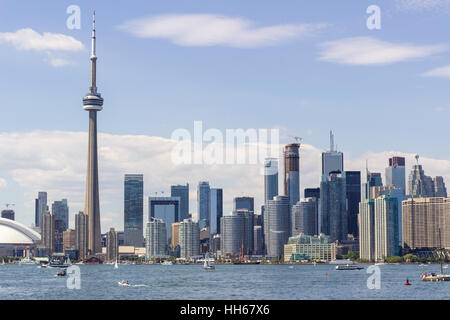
[114,259,119,269]
[421,229,450,282]
[1,258,5,265]
[203,253,215,270]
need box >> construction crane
[288,135,303,147]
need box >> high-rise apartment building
[433,176,447,197]
[284,144,300,208]
[292,198,318,236]
[124,174,144,247]
[345,171,361,237]
[171,222,181,250]
[402,197,450,249]
[304,188,320,199]
[149,197,180,244]
[35,191,47,229]
[264,158,279,203]
[41,210,55,255]
[63,229,76,251]
[233,196,254,212]
[220,211,253,257]
[265,195,290,258]
[358,200,375,261]
[106,227,119,262]
[52,199,69,232]
[171,184,189,221]
[374,196,400,261]
[146,218,167,258]
[75,211,89,259]
[179,219,200,259]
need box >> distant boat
[18,257,35,265]
[203,252,215,270]
[329,259,354,265]
[114,260,119,269]
[335,264,364,270]
[375,262,385,266]
[118,280,131,287]
[444,264,449,269]
[1,258,5,265]
[161,260,173,265]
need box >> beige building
[402,197,450,249]
[106,228,119,262]
[171,222,180,250]
[359,200,375,261]
[41,210,54,255]
[75,211,88,259]
[63,229,76,251]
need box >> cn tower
[82,12,103,255]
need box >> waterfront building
[320,171,347,242]
[179,219,200,259]
[124,174,144,247]
[284,234,336,262]
[385,156,406,193]
[197,181,210,224]
[220,210,253,257]
[284,144,300,208]
[321,131,343,177]
[82,13,103,255]
[75,211,89,259]
[374,196,400,261]
[264,195,290,258]
[210,188,223,235]
[171,184,189,221]
[345,171,361,237]
[358,200,375,261]
[402,197,450,249]
[149,196,180,244]
[146,218,167,258]
[292,198,318,236]
[106,227,119,262]
[1,209,14,221]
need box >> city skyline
[2,2,450,232]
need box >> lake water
[0,263,449,300]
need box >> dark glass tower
[345,171,360,237]
[171,184,189,221]
[124,174,144,246]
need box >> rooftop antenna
[415,154,420,164]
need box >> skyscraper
[106,228,119,262]
[52,199,69,232]
[171,184,189,221]
[320,171,347,242]
[407,156,434,198]
[220,210,253,256]
[146,218,167,258]
[75,211,89,259]
[1,210,14,221]
[265,195,290,258]
[264,158,279,203]
[197,181,210,225]
[345,171,361,237]
[358,200,375,261]
[210,188,223,235]
[433,176,447,197]
[361,170,383,201]
[284,144,300,208]
[124,174,144,247]
[385,156,406,193]
[41,210,54,255]
[179,218,200,259]
[321,131,343,177]
[292,198,318,236]
[304,188,320,199]
[35,191,47,229]
[171,222,181,251]
[374,196,399,261]
[83,13,103,255]
[149,197,180,243]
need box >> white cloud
[318,37,448,65]
[118,14,327,48]
[0,28,84,52]
[1,130,450,233]
[422,64,450,78]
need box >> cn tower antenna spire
[90,10,97,94]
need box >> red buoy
[404,278,411,285]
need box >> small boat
[114,260,119,269]
[118,280,131,287]
[161,260,173,265]
[1,258,5,265]
[375,262,385,266]
[57,270,67,277]
[444,265,448,269]
[421,229,450,282]
[203,253,215,270]
[335,264,364,270]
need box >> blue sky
[1,0,450,231]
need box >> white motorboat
[161,260,173,265]
[118,280,131,287]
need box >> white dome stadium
[0,217,41,245]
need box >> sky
[1,0,450,232]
